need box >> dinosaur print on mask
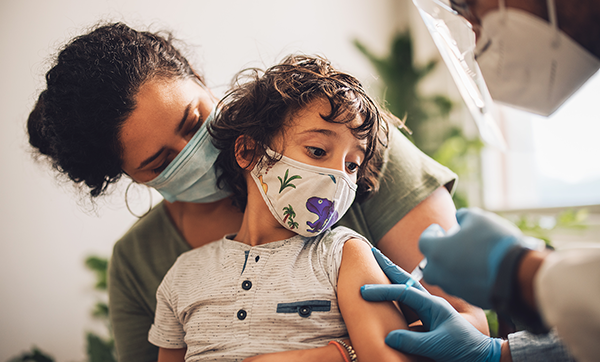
[306,196,338,234]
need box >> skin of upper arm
[377,186,489,334]
[158,347,186,362]
[337,238,416,362]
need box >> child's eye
[346,162,360,173]
[306,147,326,158]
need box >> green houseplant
[354,31,483,209]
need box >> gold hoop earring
[125,181,153,218]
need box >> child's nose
[330,158,349,175]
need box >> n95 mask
[144,108,232,203]
[475,0,600,116]
[251,149,357,237]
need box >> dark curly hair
[27,22,199,197]
[209,54,394,211]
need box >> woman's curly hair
[209,54,395,211]
[27,22,199,197]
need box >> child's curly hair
[209,54,395,211]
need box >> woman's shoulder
[383,126,456,188]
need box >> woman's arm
[377,186,489,334]
[337,238,416,362]
[242,344,345,362]
[158,347,186,362]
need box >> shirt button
[237,309,247,320]
[255,255,260,262]
[242,280,252,290]
[299,306,312,318]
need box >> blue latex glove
[362,249,502,362]
[368,247,428,292]
[420,207,526,309]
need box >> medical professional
[362,0,600,361]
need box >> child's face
[272,99,367,184]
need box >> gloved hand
[420,207,528,309]
[366,247,428,293]
[361,249,503,362]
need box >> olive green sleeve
[109,247,159,362]
[337,127,457,244]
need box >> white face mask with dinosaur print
[250,149,357,237]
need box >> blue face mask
[144,108,231,203]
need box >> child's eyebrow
[355,143,367,156]
[298,128,335,137]
[299,128,367,155]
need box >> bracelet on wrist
[336,339,357,362]
[329,340,350,362]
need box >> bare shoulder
[341,238,390,285]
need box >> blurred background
[1,0,598,361]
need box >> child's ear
[234,135,258,170]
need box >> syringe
[404,223,460,289]
[405,257,427,288]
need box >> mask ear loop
[546,0,561,48]
[125,181,153,218]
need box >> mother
[28,23,487,361]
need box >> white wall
[0,0,411,360]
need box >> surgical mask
[475,0,600,116]
[144,108,232,203]
[251,149,357,237]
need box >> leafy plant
[84,256,116,362]
[485,310,500,338]
[354,33,450,153]
[85,332,115,362]
[8,348,54,362]
[355,31,483,209]
[511,209,589,246]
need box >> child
[148,54,415,362]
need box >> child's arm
[337,238,416,362]
[158,347,186,362]
[242,343,346,362]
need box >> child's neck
[233,181,297,246]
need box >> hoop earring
[125,181,153,218]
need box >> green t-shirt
[108,127,456,362]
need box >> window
[482,71,600,211]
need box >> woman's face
[120,77,217,183]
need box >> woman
[28,22,488,362]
